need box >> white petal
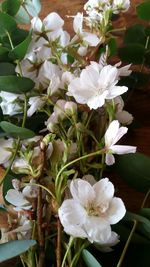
[70,179,95,207]
[63,225,87,239]
[5,189,30,207]
[106,197,126,224]
[115,110,133,125]
[27,96,45,117]
[73,12,83,33]
[83,32,100,46]
[0,139,13,164]
[58,199,87,227]
[111,145,137,154]
[105,120,120,147]
[105,154,115,165]
[112,125,128,145]
[31,17,42,33]
[87,91,107,109]
[93,178,114,206]
[106,85,128,99]
[99,65,118,86]
[43,12,64,31]
[84,216,111,243]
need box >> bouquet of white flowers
[0,1,150,267]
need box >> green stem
[61,237,74,267]
[24,182,56,199]
[6,31,14,49]
[141,189,150,208]
[55,149,104,201]
[116,220,137,267]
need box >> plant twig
[56,218,62,267]
[37,187,45,267]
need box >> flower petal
[70,179,95,207]
[105,120,120,147]
[84,216,111,244]
[43,12,64,31]
[105,154,115,165]
[5,189,30,207]
[106,197,126,224]
[111,145,136,154]
[63,225,87,239]
[93,178,114,206]
[58,199,87,227]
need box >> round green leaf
[0,121,35,139]
[2,0,21,16]
[124,24,146,45]
[24,0,41,17]
[114,153,150,192]
[9,31,32,60]
[15,5,30,24]
[137,1,150,21]
[82,249,102,267]
[2,173,16,203]
[0,47,9,62]
[139,208,150,221]
[0,63,15,76]
[118,44,145,64]
[0,240,36,262]
[0,12,17,37]
[0,76,35,93]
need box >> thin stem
[37,187,45,267]
[61,237,74,267]
[116,220,137,267]
[24,182,56,199]
[56,218,62,267]
[6,31,14,49]
[22,94,28,128]
[141,189,150,209]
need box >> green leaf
[124,24,146,45]
[2,173,16,203]
[82,249,102,267]
[15,5,30,24]
[0,121,35,139]
[0,76,35,93]
[0,47,9,62]
[0,63,15,76]
[137,1,150,21]
[0,240,36,262]
[0,11,17,37]
[24,0,41,17]
[11,28,29,46]
[9,31,32,60]
[108,38,117,57]
[114,153,150,192]
[118,44,145,64]
[2,0,21,16]
[139,208,150,221]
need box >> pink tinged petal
[84,216,111,244]
[63,225,87,239]
[58,199,87,227]
[106,197,126,225]
[43,12,64,31]
[5,189,30,207]
[105,120,120,147]
[105,231,120,246]
[93,178,114,206]
[105,153,115,166]
[106,85,128,99]
[110,145,137,154]
[70,179,95,207]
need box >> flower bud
[65,101,77,116]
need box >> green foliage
[0,240,36,262]
[9,31,32,60]
[82,249,102,267]
[114,153,150,192]
[2,173,17,203]
[15,5,30,24]
[0,11,17,37]
[108,38,117,57]
[124,24,146,45]
[2,0,21,16]
[23,0,41,17]
[137,1,150,21]
[0,47,9,62]
[118,44,145,64]
[0,121,35,139]
[0,62,15,75]
[139,208,150,221]
[0,76,35,93]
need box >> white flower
[113,96,133,125]
[58,178,126,244]
[67,62,128,109]
[0,138,14,165]
[112,0,130,13]
[73,13,100,46]
[104,120,136,165]
[5,189,32,211]
[27,96,45,117]
[0,91,24,116]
